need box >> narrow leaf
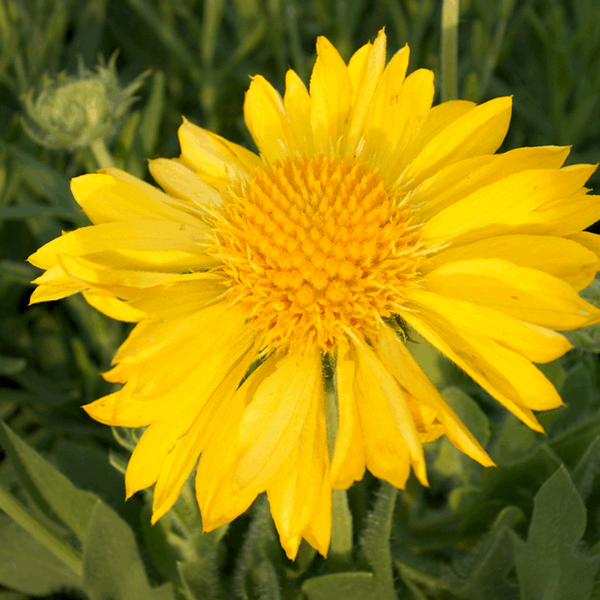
[0,421,98,542]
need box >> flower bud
[21,53,148,151]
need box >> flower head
[21,53,147,150]
[28,31,600,559]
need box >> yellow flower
[28,30,600,559]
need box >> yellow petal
[234,348,323,492]
[29,279,84,304]
[352,340,412,488]
[123,328,255,498]
[83,381,154,428]
[283,69,314,155]
[423,258,600,330]
[411,146,571,222]
[402,312,544,433]
[567,231,600,260]
[398,97,512,189]
[400,99,476,167]
[361,45,410,158]
[244,75,294,163]
[409,288,572,363]
[122,308,251,400]
[148,158,223,208]
[151,348,257,523]
[402,306,561,424]
[310,36,352,153]
[82,289,148,322]
[301,472,332,559]
[196,357,279,531]
[127,274,227,319]
[178,117,261,186]
[362,59,433,180]
[71,173,200,227]
[353,339,427,486]
[28,220,215,272]
[57,254,196,292]
[421,165,597,246]
[343,29,387,157]
[331,341,366,489]
[376,327,493,466]
[267,390,329,559]
[423,234,600,292]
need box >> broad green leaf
[0,513,80,596]
[302,572,377,600]
[50,439,134,522]
[0,421,97,542]
[513,466,600,600]
[443,506,523,600]
[82,500,175,600]
[464,443,562,532]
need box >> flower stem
[89,137,115,169]
[441,0,459,102]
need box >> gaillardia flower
[29,31,600,559]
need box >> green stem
[331,490,353,565]
[89,137,115,169]
[324,383,353,565]
[0,485,82,577]
[441,0,459,102]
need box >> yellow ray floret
[27,28,600,560]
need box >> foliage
[1,0,600,598]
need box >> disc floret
[214,154,424,350]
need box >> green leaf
[0,355,26,376]
[0,140,84,220]
[0,486,82,581]
[0,259,37,285]
[572,436,600,502]
[443,506,523,600]
[82,500,175,600]
[0,204,82,221]
[512,466,600,600]
[138,70,165,155]
[302,572,377,600]
[0,421,97,543]
[0,513,80,596]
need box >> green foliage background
[2,0,600,598]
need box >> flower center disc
[216,155,422,350]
